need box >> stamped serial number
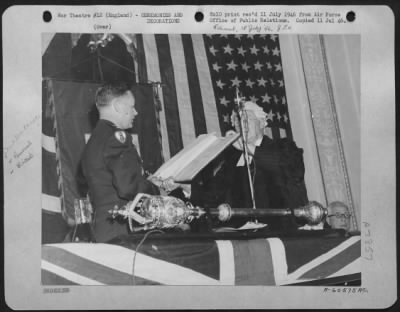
[324,287,368,294]
[43,287,70,294]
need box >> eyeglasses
[327,213,352,219]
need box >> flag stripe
[43,245,136,285]
[271,126,280,139]
[264,127,273,139]
[299,239,361,279]
[42,80,56,136]
[284,236,348,273]
[47,243,221,285]
[42,79,62,215]
[285,236,361,282]
[135,34,148,83]
[42,194,62,213]
[42,134,56,153]
[327,257,361,278]
[41,260,105,285]
[133,85,165,172]
[232,239,275,285]
[192,35,222,135]
[116,237,220,280]
[42,148,61,197]
[168,34,197,146]
[267,238,288,285]
[215,240,235,284]
[41,269,79,285]
[202,35,233,135]
[42,115,56,137]
[84,133,91,144]
[285,117,293,140]
[155,34,183,157]
[142,35,171,160]
[279,128,287,138]
[48,80,68,221]
[181,34,208,136]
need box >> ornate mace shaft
[211,201,327,225]
[109,194,327,230]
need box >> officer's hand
[161,177,180,193]
[161,178,192,198]
[179,183,191,198]
[148,175,191,196]
[147,175,167,188]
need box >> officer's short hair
[95,82,132,108]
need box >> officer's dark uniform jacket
[82,119,158,242]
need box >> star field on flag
[203,34,291,139]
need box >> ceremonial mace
[234,88,257,213]
[109,194,327,232]
[210,201,327,224]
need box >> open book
[151,132,240,183]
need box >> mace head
[294,201,327,225]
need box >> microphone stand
[234,89,257,220]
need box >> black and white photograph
[40,32,361,286]
[3,5,396,310]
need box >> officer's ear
[111,99,122,115]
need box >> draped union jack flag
[41,235,361,285]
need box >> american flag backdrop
[136,34,292,161]
[41,33,293,232]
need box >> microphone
[234,87,244,112]
[232,88,255,212]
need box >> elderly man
[326,201,352,232]
[81,82,180,242]
[222,101,308,230]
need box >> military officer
[82,83,163,242]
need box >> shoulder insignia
[114,131,126,143]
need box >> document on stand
[151,132,240,183]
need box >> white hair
[243,101,267,122]
[233,101,267,128]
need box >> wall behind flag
[281,35,360,230]
[323,35,360,230]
